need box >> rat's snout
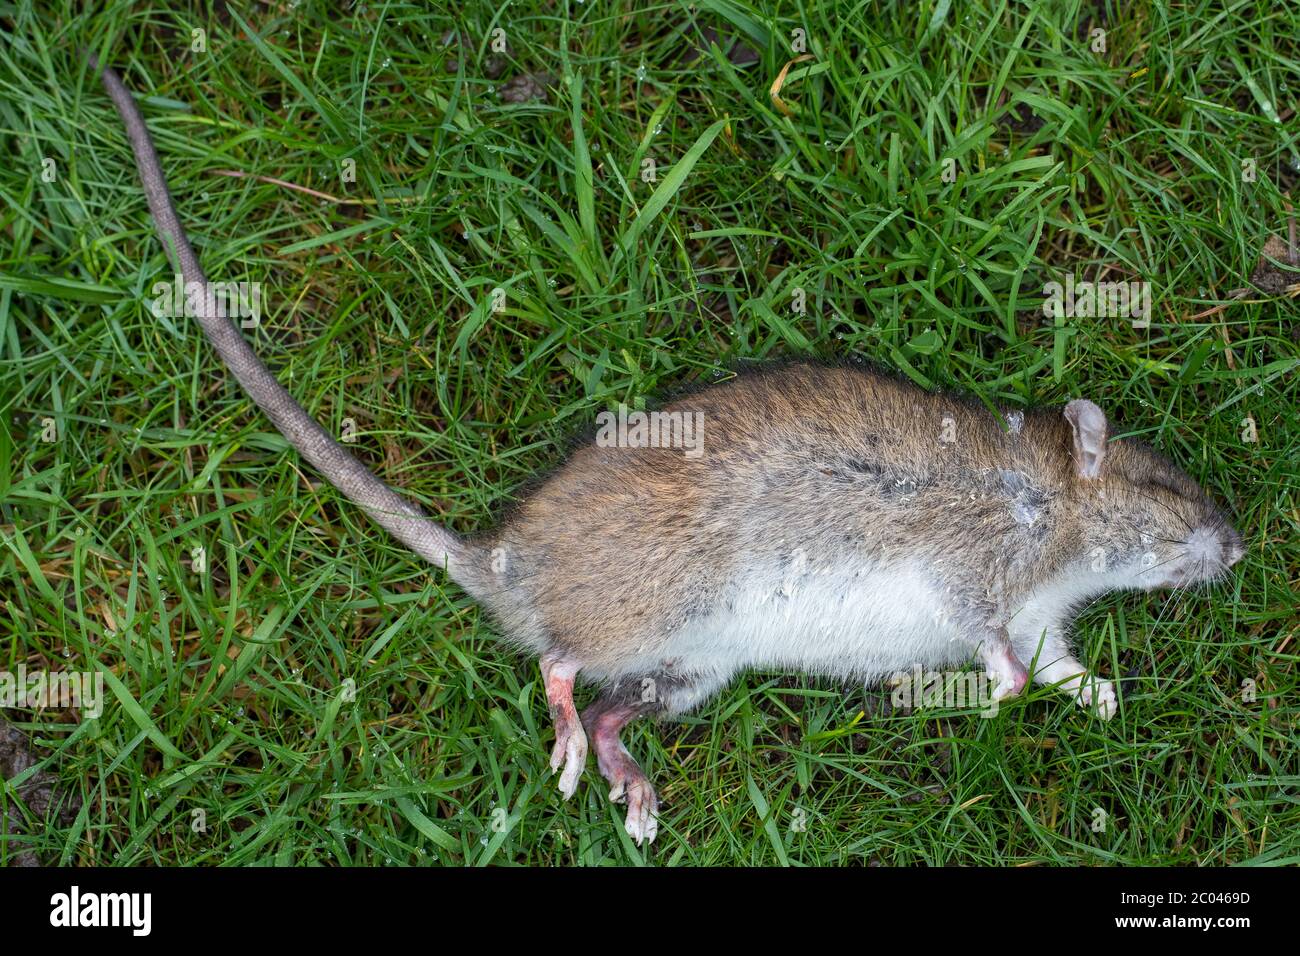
[1184,523,1243,573]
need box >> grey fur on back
[95,59,470,585]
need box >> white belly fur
[663,559,972,681]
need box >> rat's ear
[1064,399,1108,480]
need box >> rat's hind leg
[541,651,587,799]
[580,694,659,845]
[579,671,728,846]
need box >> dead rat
[96,61,1243,845]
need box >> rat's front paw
[982,635,1029,701]
[1077,678,1118,720]
[989,668,1028,701]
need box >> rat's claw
[989,671,1027,701]
[986,659,1029,701]
[620,778,659,845]
[609,773,659,845]
[549,718,588,799]
[1077,678,1118,720]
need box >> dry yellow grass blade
[769,54,815,117]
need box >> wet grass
[0,0,1297,865]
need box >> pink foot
[585,704,659,845]
[542,654,586,799]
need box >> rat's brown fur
[466,362,1237,689]
[456,365,1239,844]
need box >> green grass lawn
[1,0,1297,865]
